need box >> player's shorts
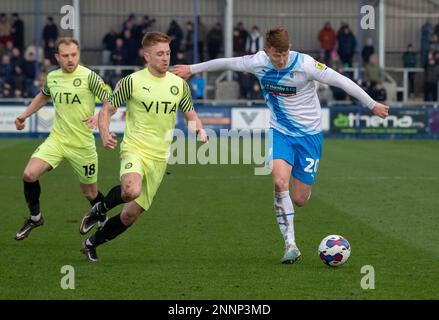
[270,128,323,185]
[31,136,98,184]
[120,152,167,211]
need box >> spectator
[11,13,24,51]
[330,65,348,101]
[402,44,417,96]
[370,81,387,102]
[122,29,137,65]
[41,58,56,74]
[4,40,14,58]
[429,34,439,55]
[249,82,264,100]
[133,47,145,67]
[12,65,26,96]
[174,51,188,65]
[10,47,24,71]
[0,13,11,47]
[246,25,264,54]
[111,37,127,65]
[317,22,337,65]
[102,27,118,64]
[233,22,248,56]
[184,21,194,63]
[44,39,56,65]
[363,54,385,91]
[195,17,207,62]
[207,23,223,60]
[362,37,375,64]
[337,24,356,67]
[0,54,13,86]
[1,82,13,98]
[167,20,183,65]
[421,19,434,67]
[42,17,59,48]
[238,72,257,99]
[424,57,439,101]
[189,73,205,99]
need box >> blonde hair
[141,32,171,48]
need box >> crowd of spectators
[1,13,439,101]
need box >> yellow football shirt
[110,68,193,161]
[42,65,110,148]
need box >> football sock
[101,185,123,214]
[89,191,104,207]
[274,191,296,248]
[24,180,41,218]
[88,213,129,247]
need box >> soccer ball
[318,235,351,266]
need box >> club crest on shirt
[314,61,327,70]
[73,78,81,87]
[170,85,179,95]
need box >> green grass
[0,138,438,299]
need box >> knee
[23,170,38,183]
[121,186,141,202]
[292,192,310,207]
[120,211,139,225]
[273,175,289,191]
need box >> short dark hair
[55,37,80,53]
[141,32,170,48]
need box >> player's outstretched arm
[308,59,389,119]
[183,110,208,143]
[15,92,50,130]
[98,101,117,149]
[172,56,250,80]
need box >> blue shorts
[270,128,323,185]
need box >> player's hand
[15,115,26,130]
[83,115,98,129]
[102,132,117,150]
[372,102,389,119]
[197,128,208,143]
[171,65,192,80]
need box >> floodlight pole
[379,0,385,68]
[73,0,80,44]
[224,0,233,80]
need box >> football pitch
[0,137,438,299]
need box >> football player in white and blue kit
[173,26,389,264]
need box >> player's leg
[66,145,106,234]
[15,140,63,241]
[290,178,313,207]
[81,158,167,262]
[81,201,144,262]
[290,132,323,207]
[79,153,144,234]
[271,129,301,263]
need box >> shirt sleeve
[88,71,110,102]
[303,54,376,109]
[41,76,50,96]
[110,75,133,108]
[190,54,256,74]
[179,81,194,113]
